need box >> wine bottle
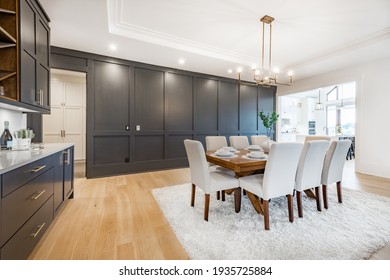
[1,121,13,150]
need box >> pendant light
[315,89,324,110]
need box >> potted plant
[258,110,279,138]
[13,129,35,150]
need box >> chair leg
[263,200,270,230]
[243,189,247,196]
[296,191,303,218]
[337,181,342,203]
[221,190,226,201]
[234,187,241,213]
[204,194,210,221]
[216,191,220,200]
[287,195,294,223]
[191,184,196,207]
[315,186,322,211]
[322,184,328,209]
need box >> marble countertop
[0,143,74,175]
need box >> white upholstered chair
[205,136,235,200]
[295,140,329,217]
[205,136,227,151]
[229,136,249,150]
[184,139,240,221]
[321,140,352,209]
[238,142,303,230]
[251,135,268,146]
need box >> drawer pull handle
[30,223,46,238]
[30,189,46,200]
[27,165,46,173]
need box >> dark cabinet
[1,145,74,259]
[53,147,74,212]
[19,0,50,112]
[63,147,74,199]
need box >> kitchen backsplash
[0,108,27,134]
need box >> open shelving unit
[0,0,18,101]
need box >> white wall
[0,108,27,134]
[277,57,390,179]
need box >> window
[326,82,356,136]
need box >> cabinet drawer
[1,168,54,246]
[2,155,54,197]
[1,196,53,260]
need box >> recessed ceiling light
[109,44,117,51]
[178,59,185,65]
[228,69,233,74]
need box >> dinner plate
[215,152,234,157]
[213,153,236,158]
[247,154,267,159]
[248,146,262,151]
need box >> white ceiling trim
[287,28,390,71]
[106,0,256,66]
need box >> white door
[43,70,86,161]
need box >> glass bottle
[1,121,13,150]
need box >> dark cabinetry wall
[50,47,276,178]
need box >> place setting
[242,150,268,160]
[211,147,238,158]
[245,144,263,151]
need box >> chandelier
[252,15,293,87]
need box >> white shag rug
[152,184,390,260]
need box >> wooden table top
[206,149,267,176]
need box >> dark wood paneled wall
[47,47,276,178]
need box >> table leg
[246,191,264,215]
[304,188,316,199]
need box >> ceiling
[40,0,390,82]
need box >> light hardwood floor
[29,160,390,260]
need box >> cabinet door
[53,152,64,212]
[36,18,49,67]
[64,148,73,198]
[37,63,50,109]
[20,51,37,105]
[20,0,36,56]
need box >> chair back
[295,140,329,191]
[321,140,352,185]
[184,139,210,191]
[229,136,249,150]
[305,135,331,142]
[262,142,303,199]
[251,135,268,146]
[205,136,227,151]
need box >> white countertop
[0,143,74,175]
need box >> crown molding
[107,0,256,66]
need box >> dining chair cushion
[209,171,239,192]
[295,140,329,191]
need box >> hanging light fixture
[315,89,324,110]
[252,15,293,87]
